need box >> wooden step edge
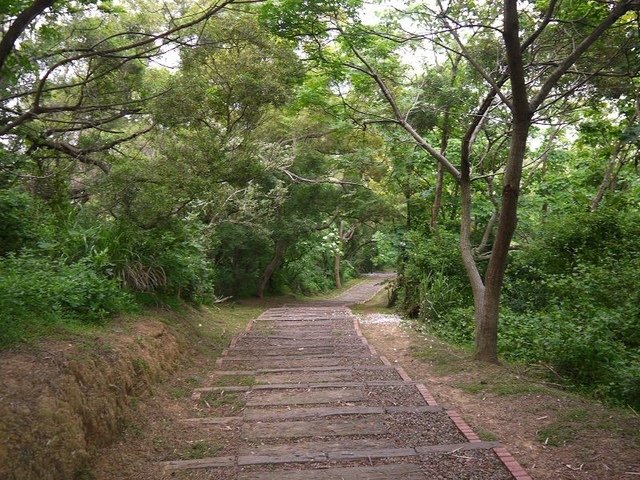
[213,365,396,375]
[179,405,445,424]
[219,353,377,361]
[160,441,502,471]
[192,380,417,393]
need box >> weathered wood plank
[161,456,234,471]
[242,418,387,439]
[238,463,425,479]
[258,371,359,384]
[239,438,394,456]
[229,346,364,356]
[243,406,384,421]
[196,381,414,394]
[246,388,365,406]
[221,354,370,361]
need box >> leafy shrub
[37,210,217,303]
[210,223,272,297]
[0,254,134,347]
[400,204,640,408]
[0,188,35,254]
[275,234,353,295]
[397,229,470,318]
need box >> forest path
[161,274,530,479]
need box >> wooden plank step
[257,370,370,384]
[246,388,365,406]
[215,365,395,375]
[160,441,501,472]
[242,418,386,439]
[238,463,425,478]
[259,316,351,320]
[195,381,415,393]
[238,442,501,466]
[240,335,356,341]
[179,405,446,425]
[234,340,359,347]
[220,357,381,369]
[243,406,385,421]
[241,405,444,421]
[228,346,367,356]
[221,354,374,362]
[238,447,416,466]
[172,405,444,423]
[254,321,349,326]
[239,438,394,456]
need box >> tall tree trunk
[590,143,624,211]
[473,0,532,363]
[431,59,457,231]
[459,165,486,330]
[476,119,530,362]
[431,162,444,231]
[590,93,638,212]
[257,241,286,298]
[334,221,343,289]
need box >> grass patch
[182,440,224,459]
[475,428,498,441]
[536,421,579,447]
[185,376,203,386]
[200,391,245,411]
[537,407,640,447]
[212,375,256,387]
[409,343,472,376]
[455,379,549,396]
[187,304,264,357]
[169,387,189,400]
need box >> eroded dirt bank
[0,313,194,480]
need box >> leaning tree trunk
[257,242,287,299]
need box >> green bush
[396,229,470,318]
[37,211,217,303]
[399,205,640,408]
[0,254,134,347]
[502,207,640,407]
[210,223,272,297]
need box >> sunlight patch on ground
[358,313,402,325]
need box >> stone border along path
[161,274,532,479]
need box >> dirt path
[98,274,527,480]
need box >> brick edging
[493,447,534,480]
[353,317,379,355]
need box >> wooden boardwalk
[161,275,531,479]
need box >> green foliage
[211,224,272,297]
[0,254,134,347]
[0,187,37,254]
[397,229,470,320]
[403,204,640,408]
